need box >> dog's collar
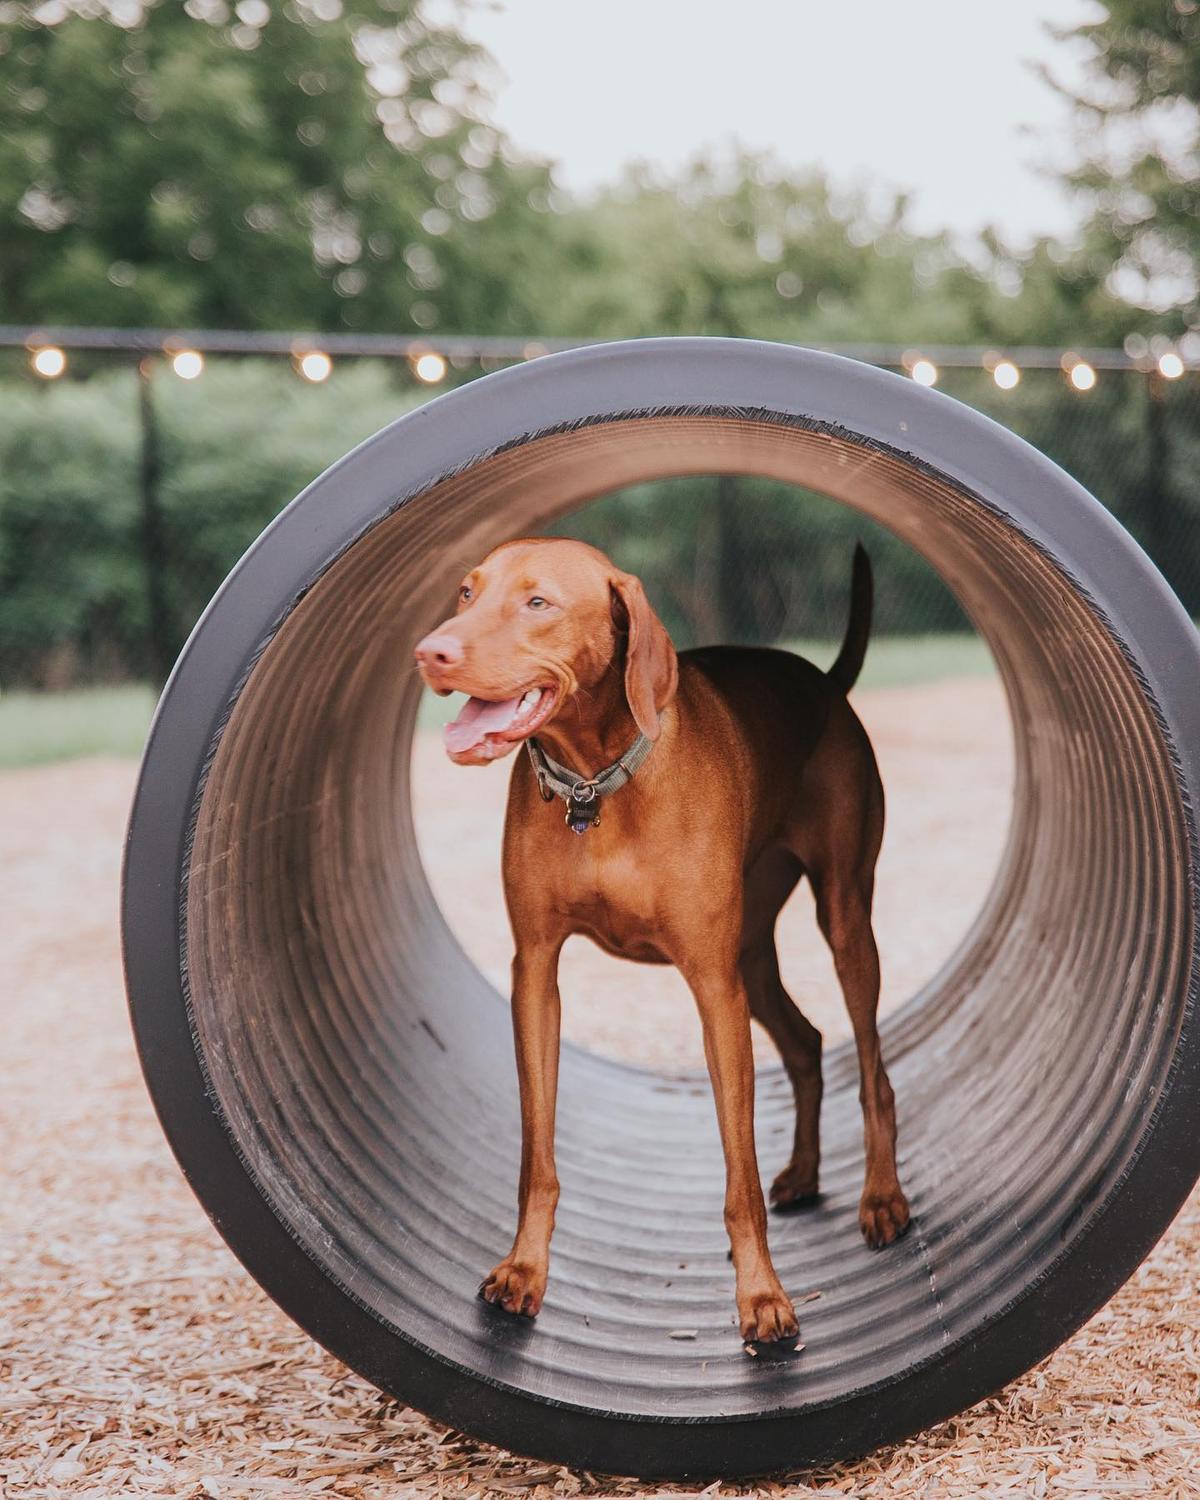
[525,732,654,835]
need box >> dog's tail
[827,544,872,694]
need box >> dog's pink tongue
[444,695,522,754]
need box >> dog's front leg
[480,938,563,1317]
[686,964,799,1344]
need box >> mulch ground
[3,679,1198,1497]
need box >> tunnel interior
[182,412,1192,1422]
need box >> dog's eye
[458,585,473,603]
[527,596,549,610]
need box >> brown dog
[415,538,908,1343]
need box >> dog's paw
[737,1285,799,1343]
[769,1160,820,1210]
[859,1184,910,1249]
[478,1258,546,1317]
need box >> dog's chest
[554,840,672,963]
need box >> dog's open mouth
[443,685,557,761]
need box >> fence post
[137,358,176,685]
[1142,372,1185,606]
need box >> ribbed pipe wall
[124,342,1200,1479]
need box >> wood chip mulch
[3,747,1198,1498]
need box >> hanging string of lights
[898,346,1188,393]
[3,326,1194,393]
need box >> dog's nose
[414,631,464,670]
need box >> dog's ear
[609,572,678,741]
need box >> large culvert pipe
[122,339,1200,1479]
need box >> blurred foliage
[565,367,1199,653]
[0,1,1197,688]
[525,157,1103,349]
[0,360,422,682]
[526,161,972,342]
[558,474,970,649]
[1043,0,1200,332]
[0,371,142,683]
[0,0,559,333]
[1,359,1196,687]
[1,0,1185,351]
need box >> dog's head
[415,538,678,765]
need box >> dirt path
[2,679,1197,1497]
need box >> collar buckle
[525,731,654,836]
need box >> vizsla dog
[415,538,908,1343]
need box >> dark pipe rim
[122,338,1200,1478]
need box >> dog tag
[565,797,600,835]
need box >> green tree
[529,151,1003,345]
[523,147,1153,351]
[1045,0,1200,331]
[0,359,426,683]
[0,0,557,333]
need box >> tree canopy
[0,0,1194,349]
[0,0,558,332]
[1047,0,1200,332]
[2,1,1197,690]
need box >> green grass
[0,636,995,770]
[0,683,158,769]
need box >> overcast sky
[453,0,1101,246]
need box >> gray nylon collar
[525,731,654,811]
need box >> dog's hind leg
[741,937,824,1207]
[739,849,823,1208]
[787,696,908,1247]
[809,857,910,1248]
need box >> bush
[0,361,426,686]
[0,373,142,685]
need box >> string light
[297,350,332,383]
[993,359,1020,390]
[172,349,204,380]
[1068,361,1096,392]
[31,345,66,378]
[15,334,1187,394]
[413,351,447,384]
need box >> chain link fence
[0,353,1195,688]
